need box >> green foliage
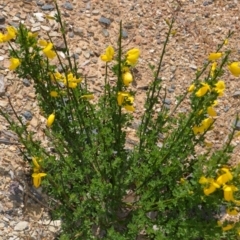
[1,2,240,239]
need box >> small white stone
[14,221,29,231]
[31,26,41,32]
[41,25,51,32]
[33,12,45,22]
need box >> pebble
[49,31,61,37]
[99,17,111,26]
[83,51,90,59]
[189,64,197,70]
[36,1,44,7]
[0,75,5,96]
[122,29,128,39]
[102,29,109,37]
[14,221,29,231]
[92,10,99,15]
[22,111,33,121]
[63,2,73,11]
[68,31,74,38]
[86,2,91,10]
[232,91,240,97]
[71,53,79,59]
[235,120,240,131]
[12,16,20,22]
[203,0,213,6]
[31,26,41,32]
[0,222,5,228]
[163,99,171,105]
[41,25,51,32]
[41,4,55,11]
[73,28,84,36]
[0,15,5,24]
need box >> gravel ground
[0,0,240,239]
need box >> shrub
[1,2,240,239]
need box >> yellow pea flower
[32,157,41,172]
[223,185,238,202]
[227,208,238,216]
[224,39,228,45]
[199,177,220,196]
[217,221,235,231]
[228,62,240,77]
[47,113,55,127]
[100,46,114,62]
[199,176,210,184]
[207,107,217,117]
[204,181,220,196]
[201,117,214,131]
[204,141,213,148]
[214,80,225,96]
[216,168,233,186]
[122,71,133,86]
[117,92,135,112]
[80,94,94,100]
[43,42,56,59]
[32,172,47,188]
[188,84,195,92]
[38,39,48,46]
[210,62,217,77]
[0,33,5,43]
[4,26,17,41]
[126,48,140,65]
[50,91,58,97]
[192,125,205,135]
[195,83,210,97]
[208,52,222,61]
[63,73,82,88]
[9,58,20,70]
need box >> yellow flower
[228,62,240,77]
[208,52,222,61]
[188,84,195,92]
[100,46,114,62]
[32,172,47,188]
[212,100,218,106]
[4,26,17,41]
[195,83,210,97]
[210,62,217,77]
[214,80,225,96]
[223,185,238,202]
[204,141,213,148]
[9,58,20,70]
[207,107,217,117]
[199,176,210,184]
[227,208,238,216]
[224,39,228,45]
[199,177,220,196]
[202,117,214,130]
[0,33,5,43]
[117,92,135,112]
[43,43,56,59]
[126,48,140,65]
[47,113,55,127]
[50,91,58,97]
[216,168,233,186]
[80,94,94,100]
[63,73,82,88]
[32,157,41,172]
[217,221,235,231]
[192,125,205,135]
[122,72,133,86]
[38,39,48,46]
